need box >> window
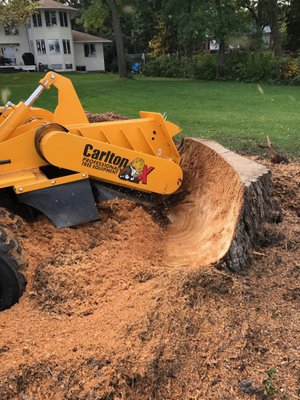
[51,64,63,69]
[65,63,73,70]
[48,39,60,54]
[45,11,57,26]
[33,12,42,27]
[63,39,71,54]
[84,43,96,57]
[4,24,19,36]
[59,12,68,27]
[36,40,46,55]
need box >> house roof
[37,0,78,12]
[72,30,112,44]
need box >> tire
[0,207,26,232]
[0,225,27,311]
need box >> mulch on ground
[0,122,299,399]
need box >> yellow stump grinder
[0,72,183,310]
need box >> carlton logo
[83,144,129,169]
[119,158,154,185]
[82,145,154,185]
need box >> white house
[207,26,272,53]
[0,0,111,72]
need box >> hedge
[142,52,300,84]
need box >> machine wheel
[0,225,27,311]
[0,207,26,232]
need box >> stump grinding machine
[0,72,183,311]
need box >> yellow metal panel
[28,107,54,122]
[135,127,156,155]
[139,112,181,162]
[119,129,135,150]
[0,106,53,139]
[40,72,88,125]
[0,129,47,176]
[14,172,88,194]
[67,113,181,163]
[0,102,31,143]
[98,130,110,143]
[40,130,182,195]
[9,119,45,139]
[165,120,182,137]
[0,170,37,189]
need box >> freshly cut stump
[165,138,279,272]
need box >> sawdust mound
[86,112,128,123]
[0,142,299,399]
[27,200,164,317]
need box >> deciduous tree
[0,0,37,24]
[286,0,300,53]
[241,0,286,56]
[162,0,209,58]
[106,0,127,77]
[209,0,246,77]
[81,0,128,77]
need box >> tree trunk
[221,160,280,273]
[164,138,280,273]
[286,0,300,53]
[216,39,226,79]
[185,42,194,59]
[213,0,226,78]
[106,0,127,78]
[269,0,282,57]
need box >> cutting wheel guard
[18,179,99,228]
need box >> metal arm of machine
[0,72,88,143]
[38,72,88,125]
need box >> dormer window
[4,24,19,35]
[59,12,68,27]
[45,11,57,26]
[33,12,42,27]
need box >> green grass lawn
[1,72,299,158]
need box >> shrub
[244,51,279,82]
[278,57,300,82]
[142,51,300,84]
[142,56,194,78]
[193,55,217,80]
[223,51,279,82]
[289,73,300,85]
[223,52,248,80]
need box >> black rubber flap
[92,181,129,202]
[92,180,161,208]
[18,179,99,228]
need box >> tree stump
[164,138,279,273]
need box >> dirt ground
[0,146,299,399]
